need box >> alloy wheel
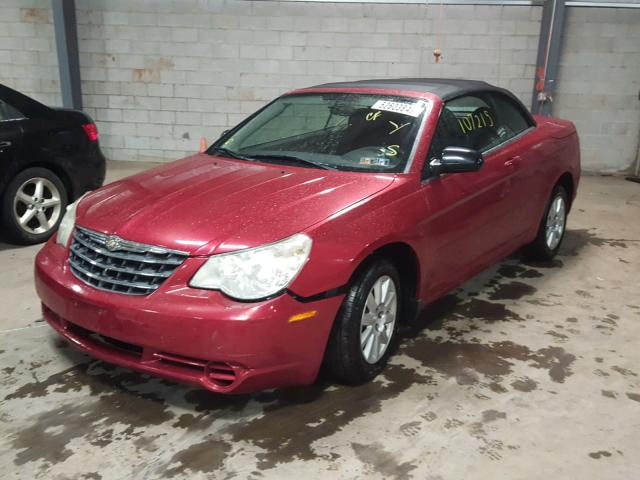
[545,195,566,250]
[360,275,397,364]
[12,177,63,235]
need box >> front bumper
[35,239,343,394]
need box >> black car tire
[523,184,569,261]
[324,258,401,385]
[1,167,68,245]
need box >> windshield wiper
[209,148,336,170]
[247,154,337,170]
[208,146,254,162]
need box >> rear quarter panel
[13,111,105,200]
[527,116,581,237]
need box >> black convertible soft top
[311,78,514,102]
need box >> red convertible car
[35,79,580,394]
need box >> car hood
[76,154,395,255]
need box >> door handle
[0,140,12,149]
[504,156,521,168]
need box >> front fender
[289,177,428,299]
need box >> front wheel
[524,184,568,261]
[1,167,68,245]
[324,259,401,385]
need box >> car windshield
[209,93,430,173]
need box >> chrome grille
[68,226,188,295]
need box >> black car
[0,84,105,244]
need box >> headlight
[189,233,312,300]
[56,194,87,247]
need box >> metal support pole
[531,0,566,116]
[52,0,82,109]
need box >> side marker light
[288,310,318,323]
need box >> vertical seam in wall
[497,5,503,86]
[419,0,427,78]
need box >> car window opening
[209,93,429,173]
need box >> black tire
[523,184,568,261]
[324,258,401,385]
[1,167,68,245]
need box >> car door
[418,93,525,295]
[0,99,25,185]
[483,92,539,237]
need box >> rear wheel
[324,259,400,384]
[1,167,67,245]
[524,184,568,261]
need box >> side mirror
[220,129,230,138]
[429,147,483,176]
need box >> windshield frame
[207,91,433,174]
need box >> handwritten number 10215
[458,111,494,134]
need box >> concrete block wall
[1,0,542,163]
[0,0,638,172]
[0,0,61,106]
[554,7,640,172]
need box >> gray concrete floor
[1,162,639,479]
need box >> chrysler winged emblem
[105,236,122,251]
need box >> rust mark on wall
[148,57,175,70]
[95,54,117,67]
[133,68,160,83]
[20,8,49,24]
[132,58,175,83]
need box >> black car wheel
[324,258,401,384]
[524,184,568,261]
[1,167,68,245]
